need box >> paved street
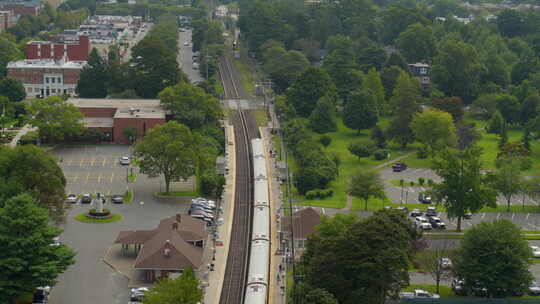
[177,29,202,83]
[48,145,193,304]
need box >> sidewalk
[8,124,35,148]
[202,121,236,304]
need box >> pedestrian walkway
[202,122,236,304]
[8,124,35,148]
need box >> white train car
[246,138,271,304]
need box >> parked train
[245,138,270,304]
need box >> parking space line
[110,172,114,183]
[86,172,90,183]
[481,213,486,219]
[107,189,111,196]
[322,208,326,215]
[102,158,107,167]
[527,213,531,220]
[91,157,95,166]
[73,172,79,182]
[98,173,102,183]
[497,213,501,219]
[512,213,515,220]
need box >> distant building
[7,59,86,98]
[0,0,40,18]
[26,35,91,61]
[284,207,321,249]
[0,10,14,31]
[67,98,167,144]
[408,62,431,88]
[115,214,207,282]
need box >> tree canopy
[411,109,457,155]
[143,267,202,304]
[76,48,108,98]
[286,67,337,117]
[26,96,84,141]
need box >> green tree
[387,72,421,148]
[486,110,505,135]
[416,240,453,294]
[323,46,359,100]
[76,48,108,98]
[0,194,76,303]
[349,170,386,211]
[309,95,337,133]
[397,23,436,63]
[490,159,523,211]
[363,68,386,114]
[520,94,540,124]
[26,96,84,141]
[303,288,338,304]
[454,219,532,297]
[380,66,404,99]
[432,146,497,232]
[143,267,202,304]
[0,78,25,101]
[343,89,378,133]
[380,6,429,44]
[371,125,387,149]
[431,97,464,122]
[385,52,408,70]
[0,36,22,76]
[263,48,310,93]
[123,125,139,144]
[348,141,375,159]
[134,121,199,193]
[159,82,222,130]
[432,40,482,102]
[286,67,337,117]
[497,9,527,38]
[357,43,387,72]
[411,109,457,155]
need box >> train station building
[68,98,167,144]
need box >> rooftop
[7,59,87,69]
[68,98,160,109]
[82,117,114,128]
[284,207,321,239]
[114,107,166,119]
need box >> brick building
[68,98,167,144]
[0,10,13,31]
[26,35,91,61]
[0,0,40,18]
[7,59,86,98]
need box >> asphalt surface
[177,28,203,84]
[48,145,193,304]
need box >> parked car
[426,206,437,217]
[392,162,407,172]
[130,287,149,301]
[183,41,189,46]
[409,209,423,217]
[451,279,466,296]
[81,194,92,204]
[189,209,214,219]
[400,289,440,299]
[530,281,540,296]
[66,194,78,204]
[50,237,60,246]
[179,28,186,32]
[439,257,452,269]
[190,205,213,213]
[383,206,392,210]
[193,198,215,208]
[32,286,50,304]
[531,246,540,258]
[396,206,408,214]
[464,211,473,219]
[415,217,432,230]
[111,194,124,204]
[120,156,130,165]
[429,217,446,229]
[418,192,432,204]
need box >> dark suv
[392,162,407,172]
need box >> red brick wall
[7,67,82,85]
[25,36,90,61]
[0,4,39,16]
[113,118,166,144]
[79,108,117,118]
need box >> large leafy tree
[159,82,222,130]
[411,109,457,155]
[76,48,108,98]
[323,46,359,100]
[343,89,378,133]
[263,47,310,92]
[134,121,199,193]
[380,5,430,44]
[489,159,523,211]
[304,210,417,304]
[431,40,482,102]
[496,9,527,38]
[454,219,532,297]
[432,146,497,231]
[309,95,337,133]
[0,36,22,76]
[397,23,437,63]
[363,68,386,114]
[387,72,421,148]
[143,267,202,304]
[431,97,464,122]
[0,194,76,303]
[349,169,385,211]
[26,96,84,141]
[0,78,25,101]
[286,67,337,117]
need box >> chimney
[176,214,181,223]
[164,240,171,257]
[172,221,178,230]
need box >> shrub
[305,189,334,200]
[348,140,375,159]
[320,135,332,147]
[88,208,111,217]
[373,149,389,160]
[417,146,429,159]
[418,177,425,186]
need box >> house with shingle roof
[115,214,207,282]
[283,207,321,250]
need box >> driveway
[48,145,193,304]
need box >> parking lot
[53,145,132,197]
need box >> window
[58,77,61,83]
[52,78,55,84]
[51,89,56,94]
[420,67,427,75]
[45,78,49,84]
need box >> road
[177,28,203,83]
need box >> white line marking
[322,208,326,215]
[512,213,515,220]
[527,213,530,220]
[481,213,486,219]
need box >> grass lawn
[233,56,255,96]
[128,173,137,183]
[252,109,268,127]
[157,190,198,197]
[401,284,456,298]
[74,213,123,223]
[301,119,414,209]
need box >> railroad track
[219,56,244,99]
[219,111,254,304]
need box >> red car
[392,162,408,172]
